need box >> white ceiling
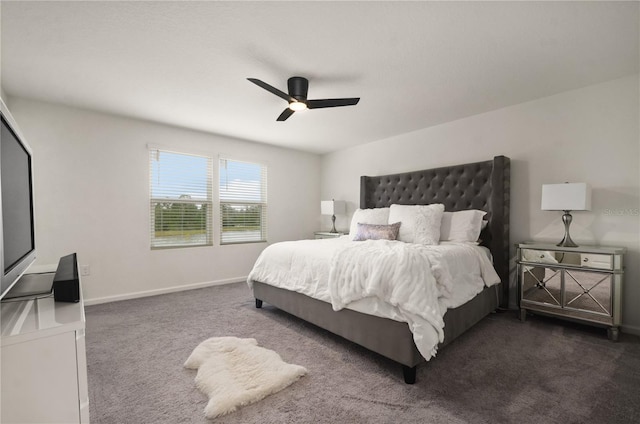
[2,1,638,154]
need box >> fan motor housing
[288,77,309,101]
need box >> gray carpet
[85,282,640,423]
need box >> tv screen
[1,104,36,299]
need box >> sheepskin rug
[184,337,307,419]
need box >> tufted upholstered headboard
[360,155,510,307]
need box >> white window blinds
[219,158,267,244]
[149,148,213,249]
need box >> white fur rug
[184,337,307,419]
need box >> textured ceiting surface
[3,2,638,154]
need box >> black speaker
[53,253,80,303]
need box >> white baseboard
[622,323,640,337]
[84,276,247,306]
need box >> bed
[249,156,510,383]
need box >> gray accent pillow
[353,222,401,241]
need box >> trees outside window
[219,158,267,244]
[149,149,212,248]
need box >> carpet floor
[85,282,640,423]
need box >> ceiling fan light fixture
[289,101,307,111]
[247,77,359,121]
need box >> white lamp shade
[541,183,592,211]
[321,200,346,215]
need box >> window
[219,158,267,244]
[149,148,213,249]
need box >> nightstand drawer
[580,253,612,270]
[520,249,558,264]
[314,231,344,239]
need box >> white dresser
[1,275,90,423]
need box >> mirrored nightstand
[517,243,625,341]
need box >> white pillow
[388,204,445,245]
[348,207,390,240]
[440,210,487,242]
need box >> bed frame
[253,156,510,383]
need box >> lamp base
[557,211,578,247]
[330,214,337,233]
[556,238,578,248]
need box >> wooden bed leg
[255,299,263,309]
[402,365,417,384]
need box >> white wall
[321,75,640,334]
[6,98,321,304]
[5,75,638,331]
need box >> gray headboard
[360,155,510,307]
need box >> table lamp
[541,182,591,247]
[321,199,346,233]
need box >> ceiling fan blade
[307,98,360,109]
[276,108,295,121]
[247,78,292,102]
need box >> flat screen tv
[0,99,36,300]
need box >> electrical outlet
[80,265,90,276]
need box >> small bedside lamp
[321,199,345,233]
[541,182,591,247]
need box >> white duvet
[247,236,500,361]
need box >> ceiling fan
[247,76,360,121]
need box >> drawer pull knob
[540,255,544,259]
[583,258,589,262]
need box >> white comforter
[247,236,500,361]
